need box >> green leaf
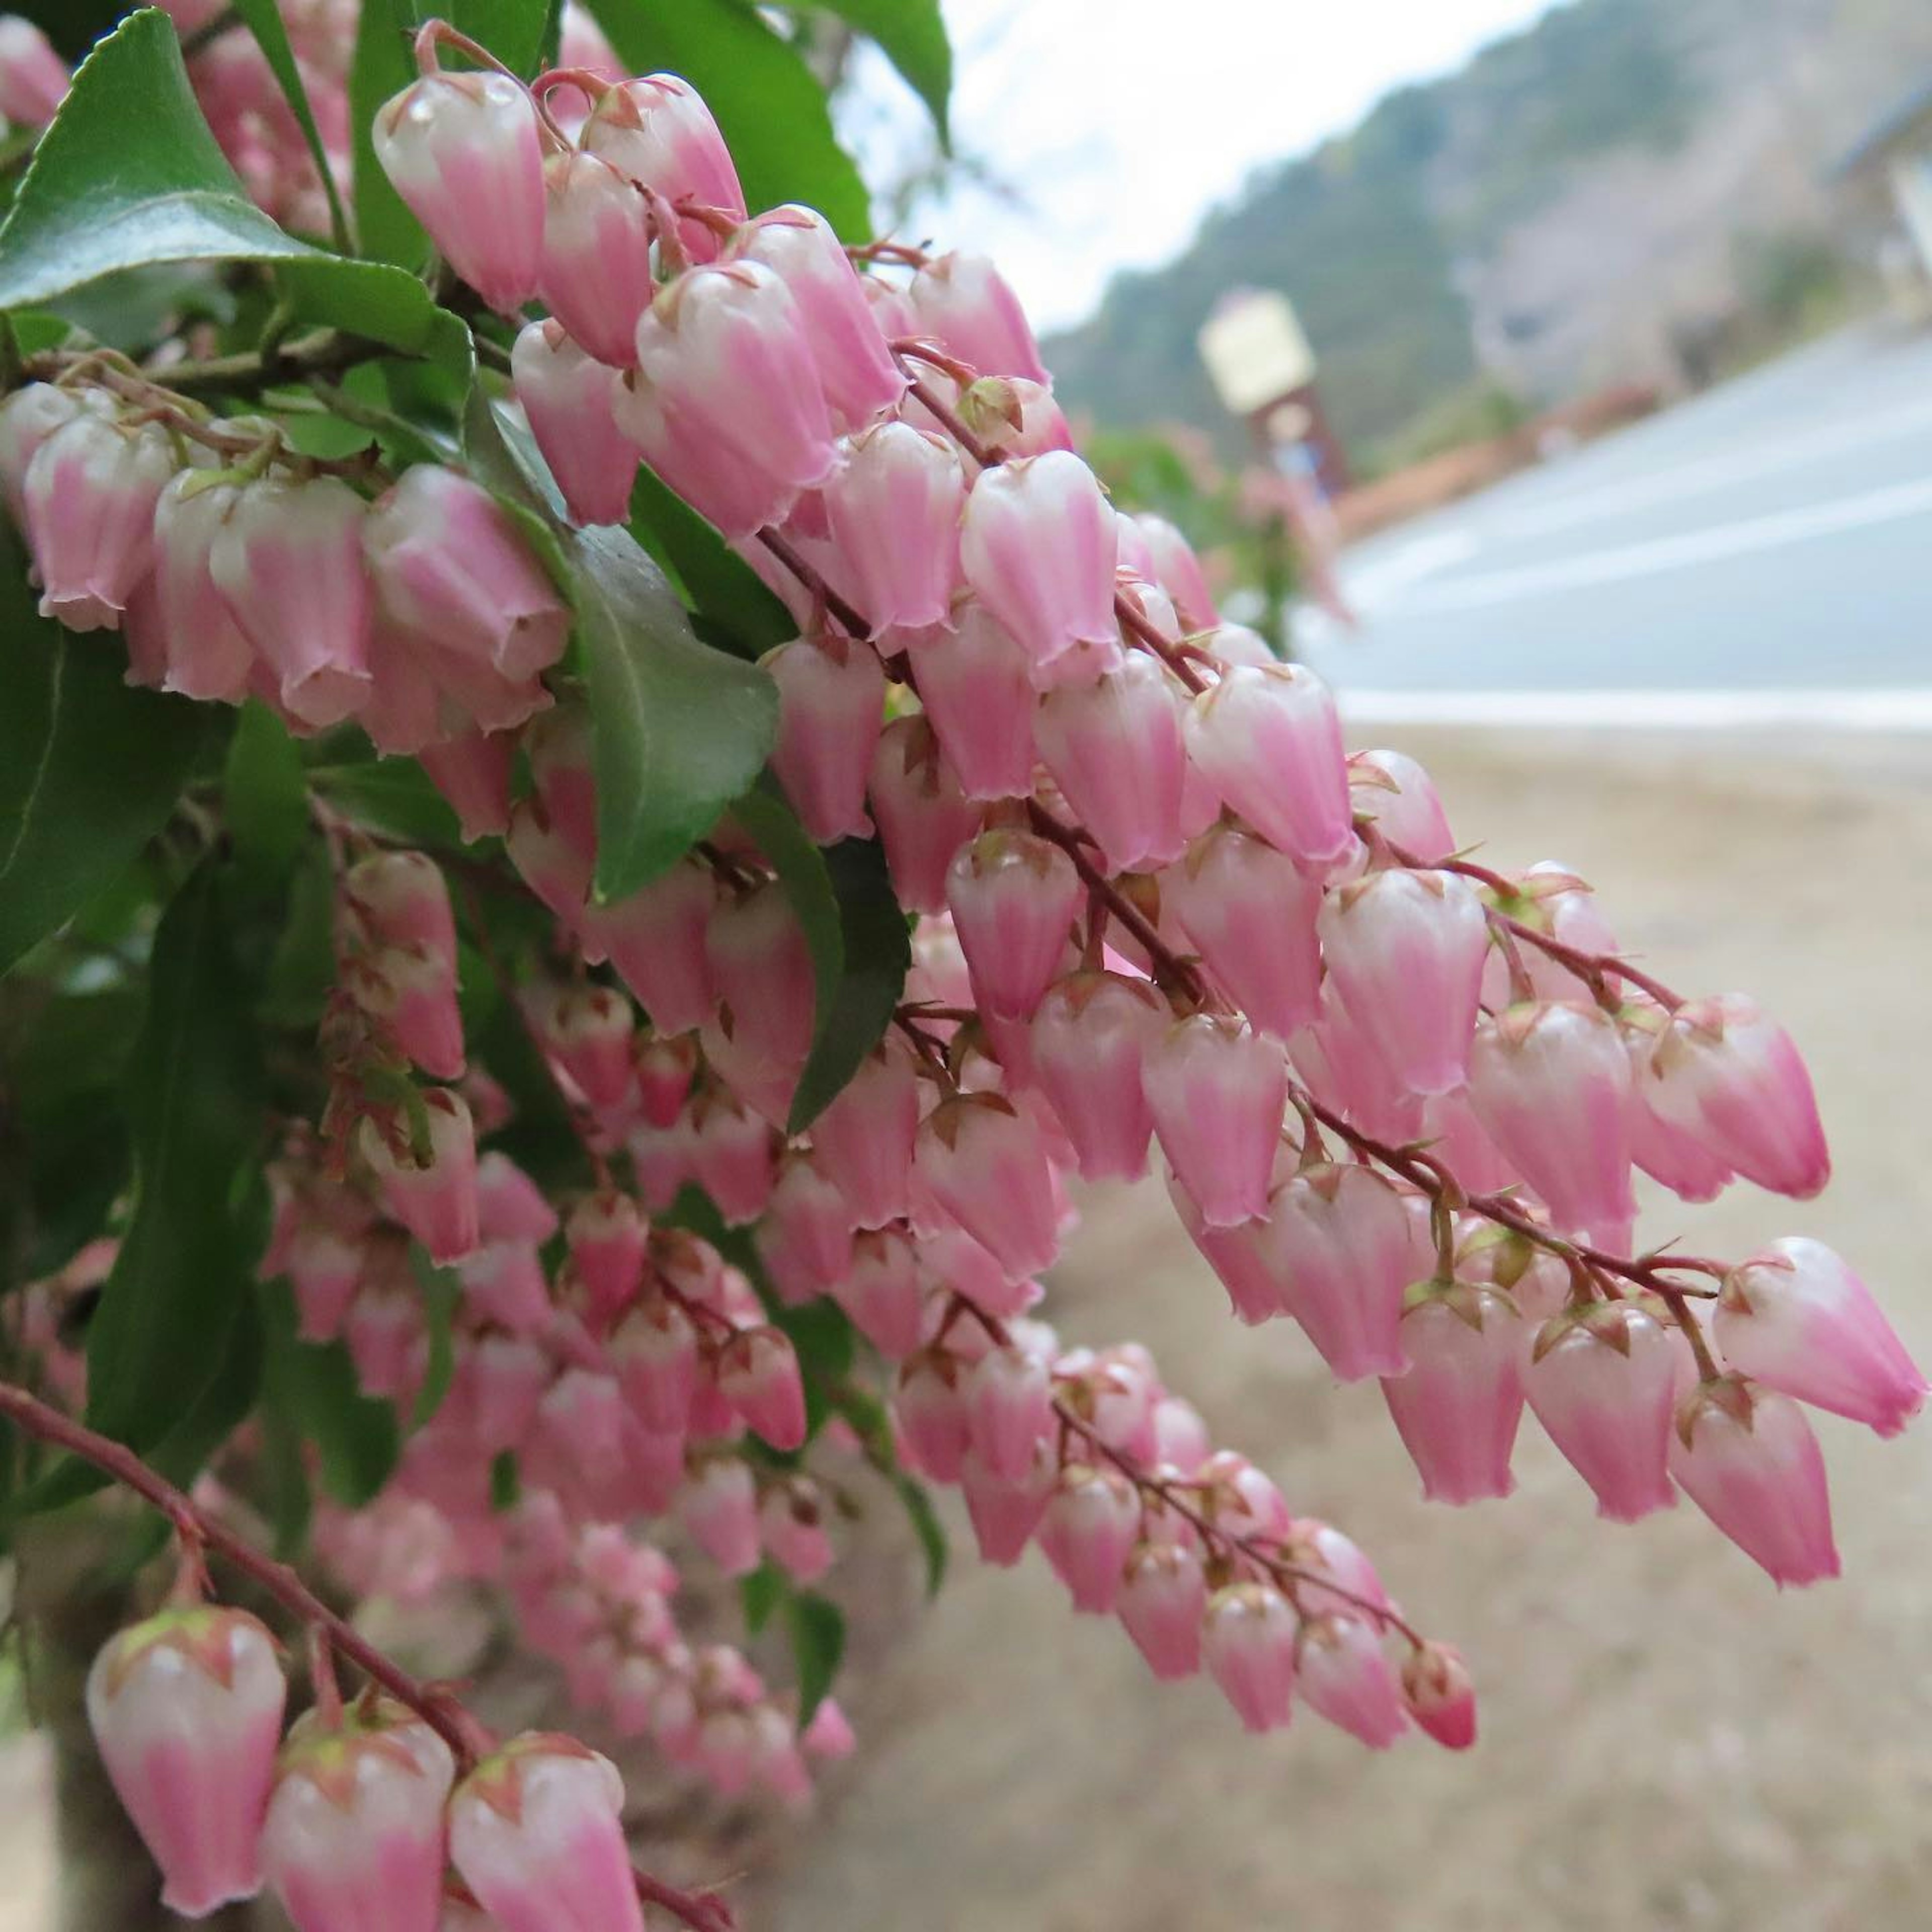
[0,529,205,979]
[627,468,794,660]
[410,1248,462,1428]
[308,761,464,847]
[739,1559,786,1635]
[0,12,468,373]
[448,0,554,76]
[223,701,309,883]
[811,0,951,140]
[490,1446,522,1511]
[139,1286,265,1491]
[893,1470,947,1597]
[230,0,351,246]
[348,0,428,267]
[585,0,869,238]
[261,1277,402,1507]
[259,841,338,1028]
[784,1589,845,1726]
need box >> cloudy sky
[839,0,1560,331]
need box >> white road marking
[1334,686,1932,730]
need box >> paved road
[1297,320,1932,722]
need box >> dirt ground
[4,725,1929,1932]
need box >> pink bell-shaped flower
[766,631,885,842]
[210,474,373,728]
[965,1344,1054,1484]
[679,1457,762,1574]
[1182,661,1351,870]
[810,1044,919,1229]
[759,1154,855,1293]
[536,149,655,368]
[1346,749,1456,863]
[356,944,465,1082]
[706,877,816,1071]
[1468,1001,1636,1243]
[1035,652,1187,873]
[0,381,89,524]
[1144,1015,1286,1229]
[1402,1640,1477,1749]
[365,466,570,686]
[1525,1299,1680,1522]
[902,601,1039,799]
[0,17,68,125]
[373,69,545,313]
[687,1089,775,1223]
[475,1150,559,1246]
[149,475,255,701]
[581,72,745,261]
[1029,971,1166,1183]
[1134,513,1218,632]
[896,1347,973,1480]
[471,1332,550,1448]
[1381,1281,1525,1504]
[1714,1237,1925,1436]
[959,452,1117,674]
[584,859,718,1037]
[420,729,515,840]
[1289,983,1425,1146]
[1670,1376,1839,1585]
[961,1443,1055,1565]
[86,1606,287,1917]
[24,412,174,632]
[716,1325,808,1451]
[730,205,908,431]
[820,423,964,634]
[447,1735,644,1932]
[907,251,1050,384]
[868,716,982,914]
[360,1088,480,1262]
[1298,1615,1409,1748]
[914,1094,1061,1280]
[541,985,637,1116]
[565,1190,648,1324]
[1319,868,1489,1096]
[261,1704,455,1932]
[610,1296,699,1433]
[1202,1582,1299,1733]
[635,1033,697,1127]
[945,827,1081,1020]
[1167,1165,1288,1326]
[1038,1464,1140,1613]
[347,850,457,963]
[1163,821,1324,1039]
[761,1478,835,1583]
[1639,993,1830,1199]
[1116,1542,1208,1680]
[833,1228,929,1359]
[512,322,640,527]
[287,1223,366,1343]
[1264,1163,1417,1381]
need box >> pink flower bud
[1715,1237,1924,1435]
[1670,1376,1839,1585]
[1382,1283,1525,1503]
[1526,1301,1680,1522]
[634,1032,696,1128]
[945,827,1081,1020]
[959,452,1116,672]
[679,1457,762,1573]
[547,986,640,1116]
[536,149,654,367]
[1264,1163,1416,1381]
[1202,1582,1298,1732]
[1144,1015,1285,1230]
[1117,1542,1208,1680]
[1134,514,1218,632]
[629,262,837,529]
[420,728,515,840]
[566,1190,647,1325]
[361,1089,479,1262]
[1035,652,1186,874]
[456,1241,550,1334]
[0,17,68,126]
[895,1346,972,1479]
[610,1297,699,1433]
[1288,984,1423,1145]
[583,859,718,1036]
[0,381,88,524]
[347,850,457,964]
[811,1045,919,1229]
[447,1736,643,1932]
[820,423,964,634]
[287,1223,365,1343]
[374,71,545,313]
[512,321,640,527]
[23,412,173,632]
[262,1706,455,1932]
[1029,971,1165,1183]
[86,1607,287,1917]
[356,945,465,1082]
[1038,1465,1140,1613]
[1319,869,1489,1096]
[472,1332,550,1449]
[959,375,1072,459]
[907,251,1050,384]
[210,475,373,727]
[475,1152,557,1245]
[345,1279,424,1399]
[706,878,816,1070]
[1402,1640,1476,1749]
[760,1155,855,1292]
[1640,994,1830,1199]
[966,1345,1054,1483]
[717,1325,807,1450]
[1182,662,1351,869]
[148,475,255,700]
[869,716,982,914]
[901,600,1038,799]
[582,73,744,261]
[833,1228,928,1358]
[1298,1615,1409,1747]
[1164,822,1323,1039]
[1167,1166,1286,1325]
[1469,1001,1636,1243]
[730,206,907,432]
[687,1090,775,1224]
[766,631,886,842]
[365,467,569,685]
[960,1443,1054,1563]
[760,1478,834,1583]
[915,1095,1062,1280]
[1347,749,1455,862]
[1198,1448,1291,1540]
[536,1367,629,1474]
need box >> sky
[838,0,1563,333]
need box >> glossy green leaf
[739,1560,786,1635]
[223,700,309,883]
[410,1248,462,1428]
[348,0,427,267]
[308,761,464,847]
[0,531,206,979]
[812,0,951,139]
[784,1589,845,1726]
[490,1447,521,1511]
[140,1287,265,1491]
[894,1470,947,1597]
[259,841,338,1028]
[627,468,793,660]
[230,0,351,245]
[0,12,468,372]
[585,0,869,238]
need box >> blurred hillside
[1043,0,1932,473]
